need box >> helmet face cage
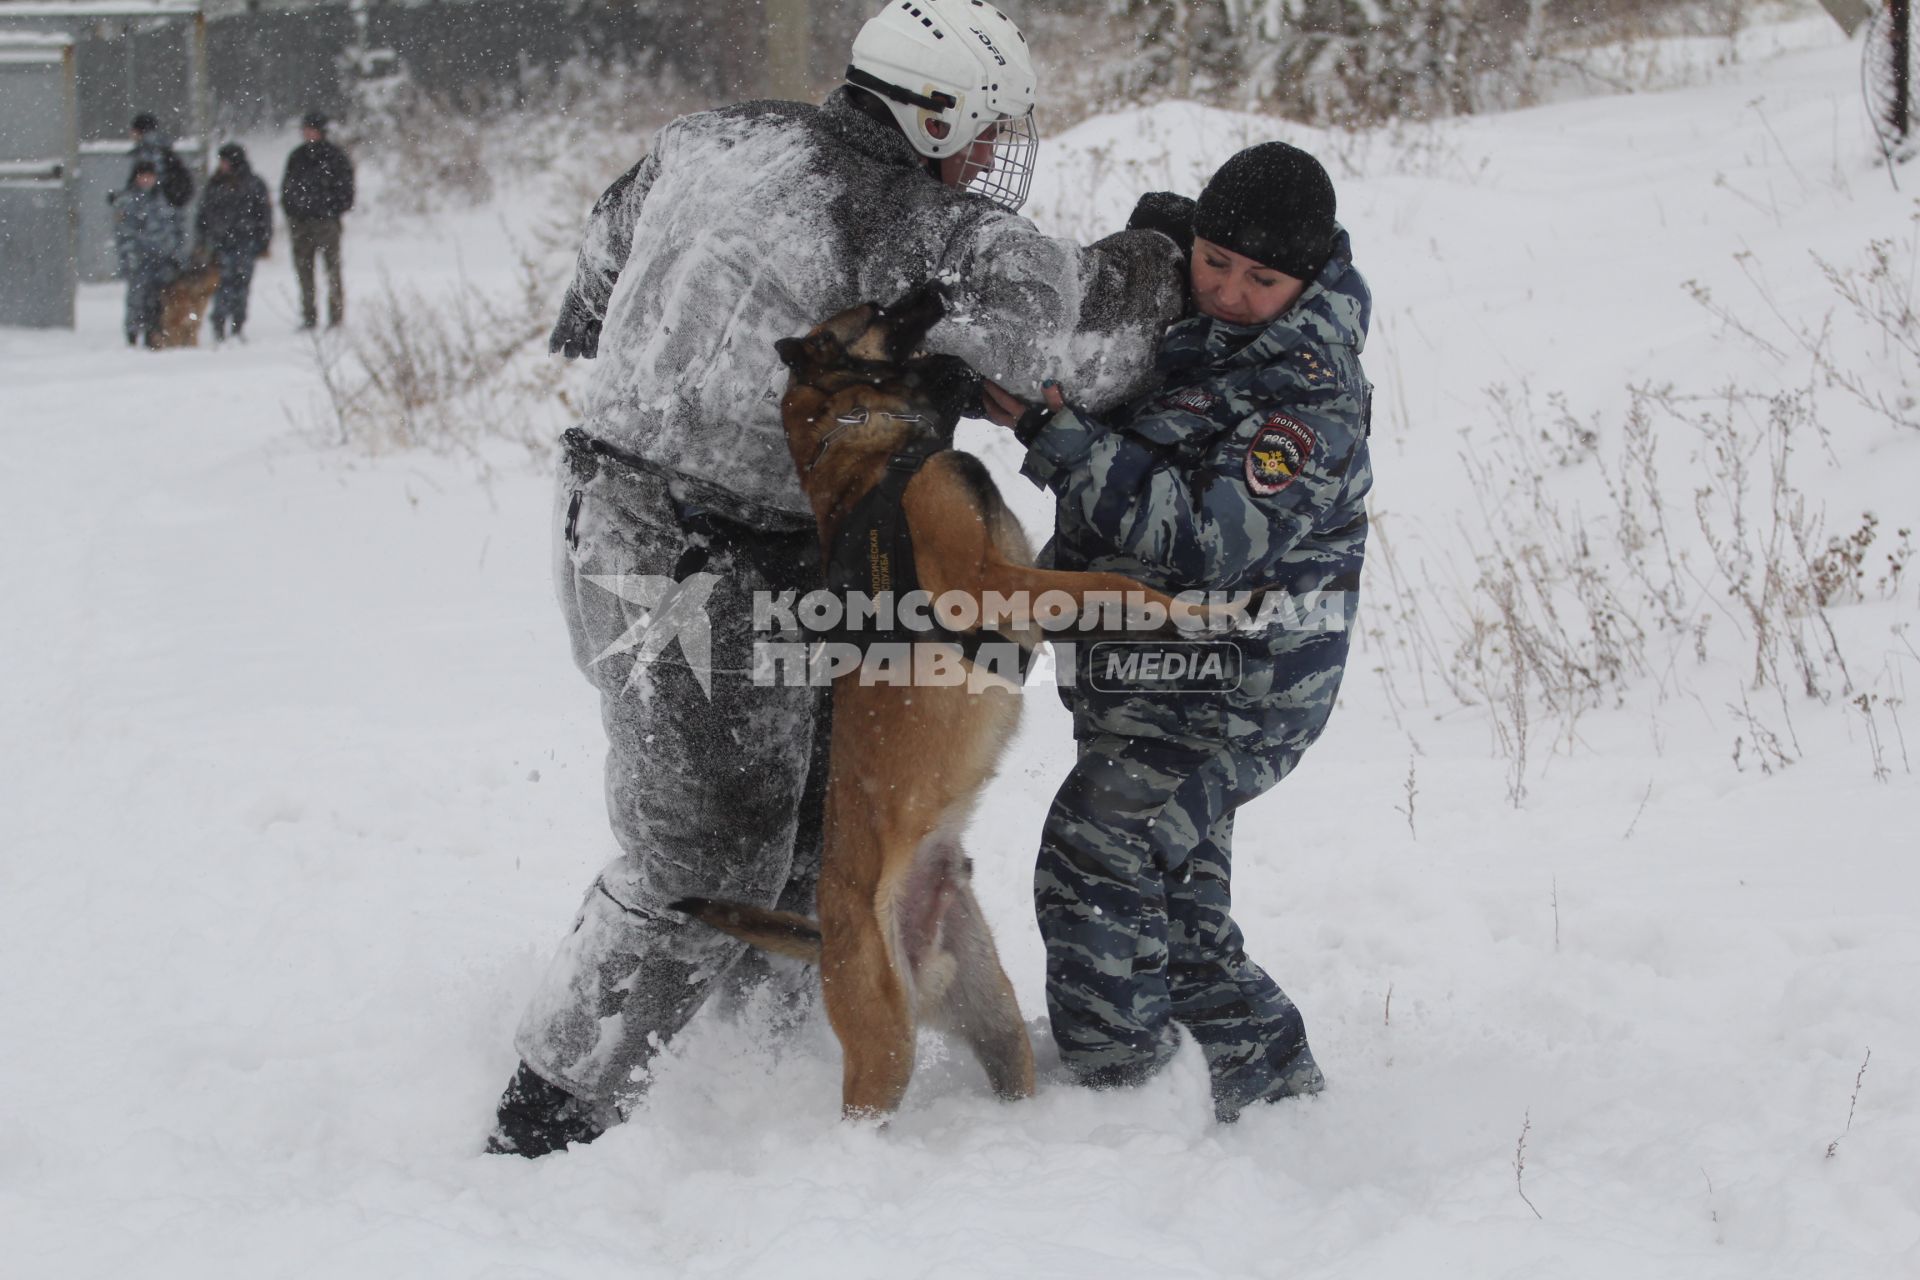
[957,110,1037,212]
[848,0,1038,209]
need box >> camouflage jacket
[114,187,185,278]
[1019,227,1374,755]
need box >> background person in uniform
[195,143,273,343]
[488,0,1187,1158]
[983,142,1373,1122]
[114,160,185,349]
[126,112,194,210]
[280,112,355,329]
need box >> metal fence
[0,31,78,327]
[0,3,207,287]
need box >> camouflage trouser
[209,249,255,330]
[1035,732,1324,1120]
[122,261,168,342]
[513,441,828,1103]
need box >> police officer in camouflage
[985,142,1372,1121]
[114,160,185,349]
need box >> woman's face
[1189,236,1307,327]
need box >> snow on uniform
[1014,227,1373,1119]
[518,88,1186,1106]
[114,185,184,342]
[551,88,1186,532]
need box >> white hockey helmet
[847,0,1040,210]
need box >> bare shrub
[349,78,496,215]
[1689,207,1920,434]
[350,59,705,221]
[1367,365,1902,793]
[303,239,567,469]
[1448,383,1653,740]
[1086,0,1802,127]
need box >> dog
[675,284,1190,1118]
[153,259,220,349]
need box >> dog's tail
[673,896,822,963]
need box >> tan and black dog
[676,284,1187,1118]
[154,258,220,349]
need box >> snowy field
[4,17,1918,1278]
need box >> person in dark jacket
[127,112,194,209]
[280,112,354,328]
[114,160,185,348]
[195,143,272,342]
[487,0,1187,1158]
[983,142,1373,1122]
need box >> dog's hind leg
[819,851,918,1118]
[917,841,1036,1102]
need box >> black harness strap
[812,438,1033,678]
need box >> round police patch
[1245,413,1315,495]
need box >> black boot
[485,1061,607,1158]
[212,317,226,343]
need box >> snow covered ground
[4,18,1917,1278]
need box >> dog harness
[811,434,1032,675]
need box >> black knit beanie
[1193,142,1337,282]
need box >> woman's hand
[979,379,1030,428]
[990,379,1067,441]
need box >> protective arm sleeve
[1019,392,1363,589]
[549,150,660,360]
[934,220,1185,412]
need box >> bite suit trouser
[514,438,828,1102]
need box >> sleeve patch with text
[1245,414,1316,495]
[1156,387,1219,415]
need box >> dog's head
[774,282,982,473]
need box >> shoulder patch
[1291,349,1337,386]
[1245,413,1315,496]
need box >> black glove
[549,290,603,360]
[1013,402,1055,447]
[1127,191,1197,259]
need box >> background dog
[677,285,1186,1118]
[154,260,221,349]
